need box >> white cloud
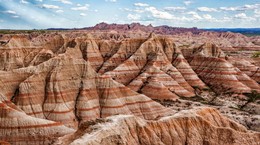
[36,0,43,2]
[145,7,173,20]
[134,9,145,13]
[219,7,238,11]
[187,11,202,20]
[241,4,259,11]
[164,7,186,12]
[197,7,218,12]
[134,3,149,7]
[234,13,247,19]
[20,0,28,4]
[56,10,64,13]
[184,1,192,6]
[123,8,144,13]
[220,4,260,11]
[105,0,117,2]
[254,9,260,17]
[12,15,19,18]
[203,14,212,20]
[80,13,86,16]
[41,4,60,9]
[0,0,74,28]
[221,16,232,22]
[54,0,72,5]
[4,10,16,14]
[201,15,232,23]
[71,4,89,11]
[234,13,256,21]
[127,14,141,20]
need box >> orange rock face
[55,108,260,145]
[187,43,260,93]
[0,28,259,144]
[0,100,74,144]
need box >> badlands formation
[0,23,259,144]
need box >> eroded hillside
[0,28,259,144]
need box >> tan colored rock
[0,29,259,145]
[56,107,260,145]
[1,47,172,129]
[0,100,74,145]
[188,43,260,93]
[103,34,196,100]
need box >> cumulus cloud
[80,13,86,16]
[184,1,192,6]
[56,10,64,13]
[123,8,144,13]
[187,11,202,20]
[105,0,117,2]
[220,4,260,11]
[255,9,260,17]
[164,7,186,12]
[54,0,72,5]
[20,0,28,4]
[241,4,259,10]
[203,14,213,20]
[221,16,232,22]
[197,7,218,12]
[4,10,16,14]
[0,0,259,29]
[219,7,238,11]
[127,14,141,20]
[12,15,19,18]
[145,7,173,20]
[41,4,60,9]
[134,3,149,7]
[234,13,247,19]
[71,4,89,11]
[233,13,256,21]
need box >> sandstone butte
[0,23,259,144]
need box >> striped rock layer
[0,100,74,145]
[56,107,260,145]
[1,33,259,98]
[0,47,172,130]
[187,43,260,93]
[228,57,260,83]
[102,34,205,100]
[0,32,259,144]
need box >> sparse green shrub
[240,90,260,109]
[252,51,260,58]
[244,90,260,102]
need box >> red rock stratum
[0,26,259,144]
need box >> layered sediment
[0,26,259,144]
[56,108,260,145]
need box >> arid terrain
[0,23,259,145]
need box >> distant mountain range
[4,23,260,36]
[82,22,204,34]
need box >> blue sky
[0,0,259,29]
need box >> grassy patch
[252,51,260,58]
